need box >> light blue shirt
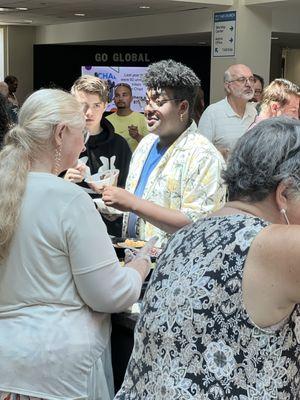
[127,138,167,237]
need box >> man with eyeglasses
[250,74,264,104]
[106,83,148,152]
[198,64,257,159]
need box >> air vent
[179,6,208,12]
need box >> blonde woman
[0,89,150,400]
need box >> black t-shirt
[78,118,132,237]
[79,118,131,189]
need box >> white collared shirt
[198,97,257,151]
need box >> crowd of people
[116,117,300,399]
[0,60,299,399]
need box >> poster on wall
[81,66,148,112]
[212,11,236,58]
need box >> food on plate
[112,237,162,259]
[117,239,146,248]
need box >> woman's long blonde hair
[0,88,85,264]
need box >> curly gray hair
[223,117,300,202]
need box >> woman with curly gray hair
[0,89,151,400]
[115,117,300,399]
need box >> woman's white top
[0,173,141,400]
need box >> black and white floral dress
[115,215,300,399]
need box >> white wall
[35,3,300,46]
[272,6,300,33]
[36,8,213,44]
[284,49,300,86]
[6,26,36,104]
[0,27,4,80]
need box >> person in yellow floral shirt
[102,59,226,247]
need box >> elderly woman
[0,89,151,400]
[115,117,300,399]
[102,59,225,247]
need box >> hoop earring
[53,146,62,175]
[280,208,290,225]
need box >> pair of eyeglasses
[145,98,182,109]
[83,128,90,144]
[227,76,256,85]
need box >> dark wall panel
[34,45,211,104]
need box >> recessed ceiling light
[0,7,14,12]
[74,13,85,16]
[24,19,32,23]
[16,7,28,11]
[139,6,150,9]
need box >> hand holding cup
[87,169,119,194]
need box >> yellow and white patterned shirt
[122,122,226,247]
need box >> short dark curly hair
[4,75,18,85]
[143,59,201,119]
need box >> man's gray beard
[243,91,255,101]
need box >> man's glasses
[145,98,182,109]
[83,128,90,144]
[227,76,256,85]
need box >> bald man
[198,64,257,159]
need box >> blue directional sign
[213,11,236,58]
